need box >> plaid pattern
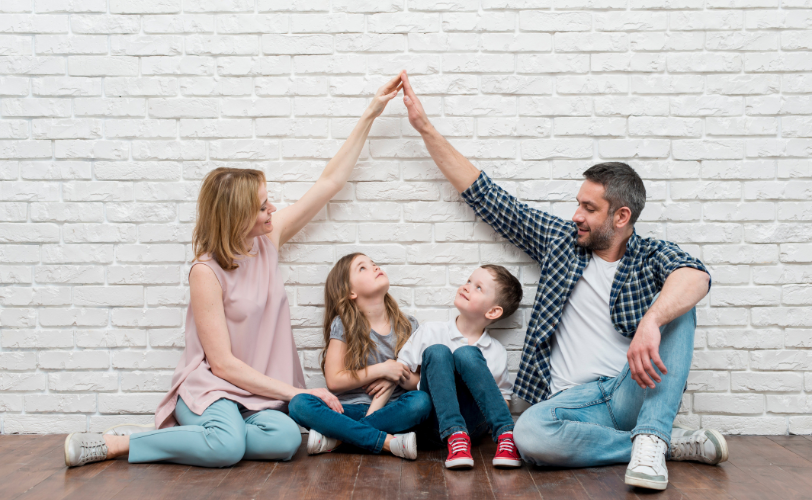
[461,171,711,404]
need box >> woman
[64,73,405,468]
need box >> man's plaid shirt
[461,171,711,404]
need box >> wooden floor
[0,435,811,499]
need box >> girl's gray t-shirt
[329,315,419,405]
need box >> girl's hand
[365,378,396,399]
[366,73,404,119]
[377,359,411,382]
[307,387,344,414]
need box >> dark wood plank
[260,444,324,499]
[0,435,64,482]
[723,465,812,500]
[676,489,738,500]
[442,444,495,500]
[727,436,812,469]
[60,459,153,500]
[667,461,722,491]
[114,462,191,500]
[0,436,44,459]
[155,464,232,500]
[527,468,590,500]
[475,442,540,499]
[14,458,114,500]
[688,461,758,487]
[767,435,812,463]
[399,447,447,500]
[572,464,641,500]
[207,460,276,500]
[303,452,362,500]
[352,453,401,500]
[0,435,66,498]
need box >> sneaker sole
[102,423,155,436]
[706,429,729,464]
[624,473,667,491]
[493,458,522,468]
[64,433,74,467]
[445,458,474,469]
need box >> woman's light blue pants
[129,397,302,468]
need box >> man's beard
[575,217,615,251]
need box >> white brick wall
[1,0,811,435]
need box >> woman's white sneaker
[64,433,108,467]
[306,429,339,455]
[670,429,728,465]
[625,434,668,491]
[389,432,417,460]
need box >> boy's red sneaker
[493,432,522,468]
[445,432,474,469]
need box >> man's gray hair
[583,162,646,225]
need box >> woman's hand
[377,359,411,383]
[307,387,344,414]
[364,378,396,399]
[366,73,404,119]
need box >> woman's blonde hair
[193,167,266,271]
[321,252,412,377]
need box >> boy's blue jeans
[288,390,432,453]
[514,307,696,468]
[418,344,514,445]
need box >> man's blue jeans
[419,344,514,445]
[288,390,432,454]
[514,307,696,468]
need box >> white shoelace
[671,434,706,460]
[81,441,107,463]
[497,438,516,454]
[449,436,469,455]
[630,436,663,469]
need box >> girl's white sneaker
[307,429,339,455]
[389,432,417,460]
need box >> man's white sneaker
[670,429,728,465]
[625,434,669,491]
[306,429,339,455]
[389,432,417,460]
[64,433,108,467]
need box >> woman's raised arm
[268,73,404,248]
[189,264,344,412]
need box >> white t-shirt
[548,253,631,395]
[397,317,513,399]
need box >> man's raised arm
[400,70,480,193]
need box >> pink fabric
[154,235,306,429]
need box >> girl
[288,253,432,459]
[63,74,404,468]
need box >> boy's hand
[364,378,396,399]
[378,359,411,382]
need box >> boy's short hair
[480,264,523,320]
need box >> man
[398,70,727,491]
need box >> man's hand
[627,318,667,389]
[307,387,344,413]
[400,70,433,134]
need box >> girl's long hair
[321,252,412,377]
[192,167,266,271]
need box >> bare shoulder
[189,263,222,292]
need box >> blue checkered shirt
[461,172,711,404]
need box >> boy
[398,265,522,469]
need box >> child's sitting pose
[288,253,432,460]
[397,265,522,470]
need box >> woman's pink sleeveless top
[154,235,306,429]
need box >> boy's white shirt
[397,317,513,400]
